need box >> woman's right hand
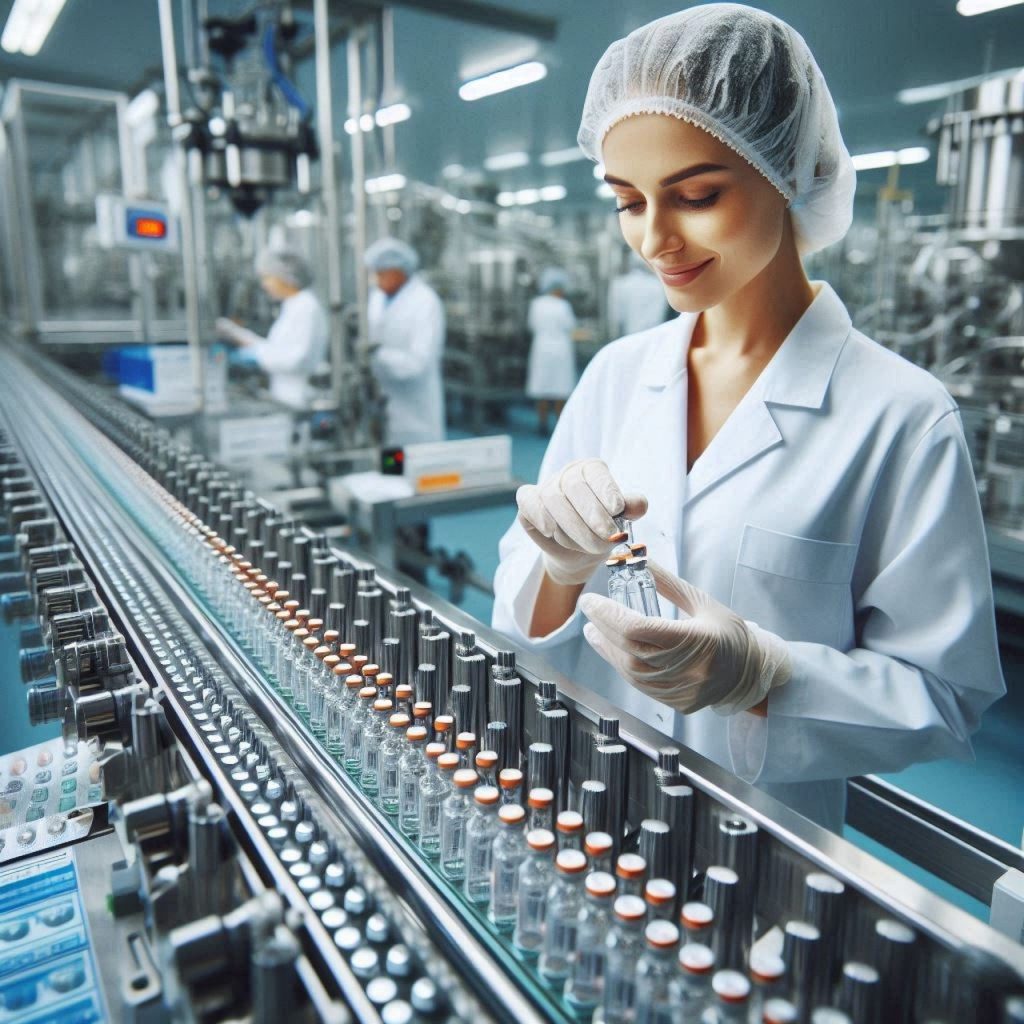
[516,459,648,586]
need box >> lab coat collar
[759,282,852,410]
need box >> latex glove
[516,459,647,586]
[580,561,791,715]
[215,317,248,345]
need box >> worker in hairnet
[526,267,577,434]
[493,4,1004,833]
[364,238,446,446]
[216,247,328,410]
[608,250,670,337]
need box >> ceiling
[1,0,1022,213]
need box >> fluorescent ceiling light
[375,102,411,127]
[540,146,586,167]
[2,0,67,56]
[365,173,407,194]
[345,103,412,134]
[459,61,547,102]
[596,183,615,199]
[898,67,1023,104]
[483,150,529,172]
[956,0,1024,14]
[442,163,465,179]
[497,185,567,207]
[851,147,930,171]
[455,199,472,214]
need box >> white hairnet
[256,247,313,289]
[578,4,856,255]
[364,237,419,275]
[539,267,570,295]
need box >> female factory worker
[526,267,578,434]
[492,4,1005,831]
[365,238,446,446]
[216,247,328,410]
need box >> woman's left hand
[579,561,792,715]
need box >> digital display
[126,209,169,241]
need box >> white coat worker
[215,247,328,410]
[492,4,1005,833]
[364,238,446,446]
[608,250,670,337]
[526,267,577,434]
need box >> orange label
[417,472,462,492]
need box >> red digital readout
[133,217,167,239]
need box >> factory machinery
[0,345,1022,1023]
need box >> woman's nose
[641,205,685,264]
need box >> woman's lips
[655,257,713,287]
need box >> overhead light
[440,194,458,210]
[288,210,318,227]
[365,173,407,194]
[125,89,160,128]
[2,0,67,56]
[483,150,530,172]
[375,102,411,127]
[596,183,615,199]
[496,192,516,207]
[898,68,1023,104]
[497,185,567,207]
[442,163,465,179]
[459,61,547,102]
[956,0,1024,14]
[514,188,540,205]
[593,163,606,180]
[539,185,567,201]
[344,103,412,134]
[851,146,931,171]
[540,146,586,167]
[455,199,472,215]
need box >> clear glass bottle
[433,714,454,750]
[489,805,528,932]
[379,712,411,815]
[361,698,394,800]
[527,787,554,832]
[283,625,310,705]
[294,634,321,714]
[498,768,524,805]
[324,664,352,757]
[440,768,478,882]
[748,950,786,1022]
[556,810,585,851]
[669,942,716,1024]
[513,828,556,958]
[344,686,377,777]
[644,879,677,921]
[275,617,300,696]
[309,648,337,735]
[761,997,798,1023]
[419,751,458,860]
[626,555,660,617]
[475,750,498,789]
[700,970,751,1023]
[539,849,588,985]
[398,729,432,837]
[394,683,414,718]
[563,871,616,1013]
[680,901,715,946]
[633,920,680,1024]
[584,832,614,875]
[463,785,501,905]
[615,853,647,898]
[455,732,477,769]
[596,894,647,1024]
[607,555,644,613]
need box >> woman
[526,267,577,434]
[492,5,1004,831]
[216,247,328,410]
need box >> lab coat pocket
[730,525,856,649]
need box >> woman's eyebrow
[604,162,728,189]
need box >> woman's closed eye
[614,190,722,216]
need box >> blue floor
[434,401,1024,922]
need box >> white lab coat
[493,283,1005,832]
[234,289,328,410]
[608,267,670,337]
[526,294,577,399]
[368,276,446,446]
